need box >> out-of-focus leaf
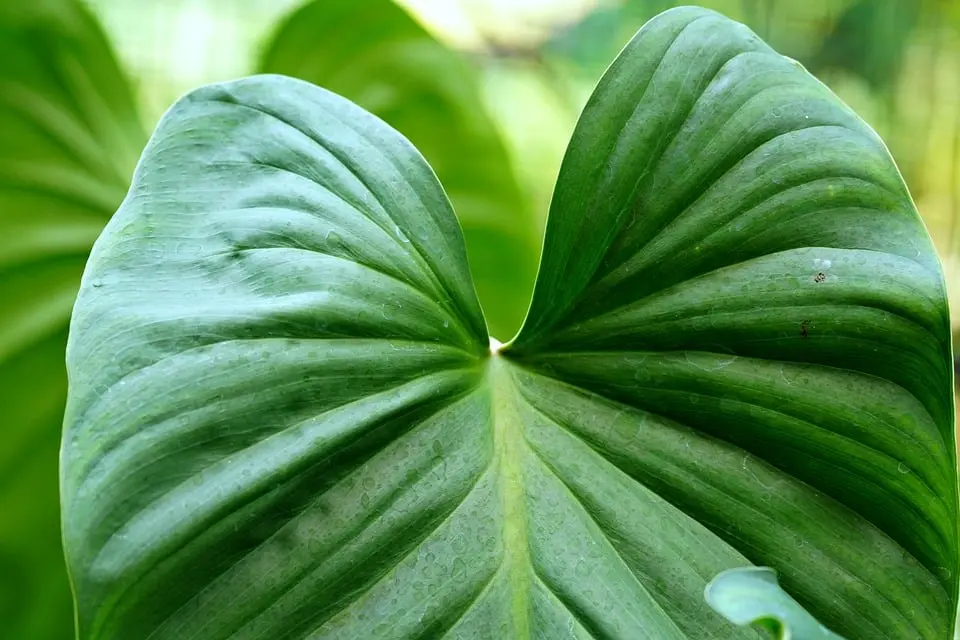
[809,0,920,93]
[544,4,630,73]
[543,0,855,97]
[258,0,539,340]
[543,0,674,86]
[0,0,145,637]
[705,567,846,639]
[84,0,304,127]
[478,61,577,229]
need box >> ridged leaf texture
[61,7,958,639]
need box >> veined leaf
[259,0,540,340]
[62,6,958,640]
[0,1,145,637]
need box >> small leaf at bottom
[706,567,847,639]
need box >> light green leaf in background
[0,0,145,637]
[809,0,920,95]
[541,1,867,116]
[705,567,846,639]
[259,0,541,340]
[61,6,957,640]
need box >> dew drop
[325,230,343,249]
[394,224,411,243]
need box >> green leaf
[258,0,540,340]
[62,74,489,639]
[61,6,957,640]
[705,567,846,638]
[809,0,920,94]
[508,6,956,637]
[0,0,144,637]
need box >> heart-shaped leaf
[259,0,540,340]
[0,0,144,636]
[61,6,958,640]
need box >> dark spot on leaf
[800,320,809,339]
[285,394,314,413]
[272,524,298,552]
[813,272,826,283]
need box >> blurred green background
[2,0,959,637]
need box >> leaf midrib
[488,353,533,638]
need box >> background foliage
[1,0,959,637]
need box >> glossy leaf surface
[62,6,958,640]
[259,0,539,339]
[0,0,144,637]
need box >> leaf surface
[259,0,539,339]
[508,7,956,638]
[0,1,144,637]
[62,7,958,640]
